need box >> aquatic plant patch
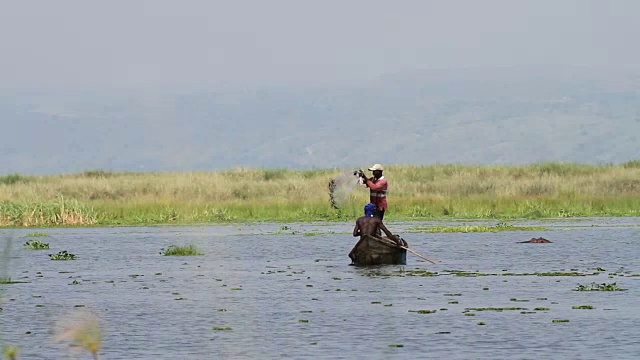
[408,309,437,314]
[26,232,49,237]
[24,239,50,250]
[465,307,528,312]
[160,244,203,256]
[0,277,26,284]
[572,305,594,309]
[573,282,627,291]
[361,268,602,278]
[407,223,545,233]
[49,251,77,260]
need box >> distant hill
[2,65,639,175]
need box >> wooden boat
[348,234,408,266]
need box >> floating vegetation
[0,277,26,284]
[408,309,437,314]
[408,222,545,233]
[464,313,476,316]
[451,271,488,277]
[403,270,438,277]
[552,319,570,323]
[49,251,77,260]
[535,271,595,276]
[26,232,49,237]
[477,322,486,325]
[212,327,232,331]
[364,269,602,278]
[160,244,203,256]
[298,319,309,323]
[572,305,595,309]
[444,293,462,296]
[24,239,50,249]
[574,282,627,291]
[510,298,529,302]
[465,307,527,312]
[534,307,550,311]
[448,301,459,304]
[388,344,404,348]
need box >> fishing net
[328,172,360,209]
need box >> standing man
[359,163,388,220]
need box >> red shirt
[365,176,388,211]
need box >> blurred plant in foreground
[2,345,19,360]
[55,310,103,360]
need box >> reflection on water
[1,219,639,359]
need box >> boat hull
[348,235,407,266]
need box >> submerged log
[348,235,408,266]
[519,237,552,243]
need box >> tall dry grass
[1,162,639,226]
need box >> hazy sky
[1,0,639,89]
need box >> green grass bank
[1,161,640,227]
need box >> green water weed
[574,282,626,291]
[26,232,49,237]
[49,251,77,260]
[408,309,437,314]
[160,244,203,256]
[24,239,50,250]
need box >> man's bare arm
[353,221,361,237]
[378,221,394,239]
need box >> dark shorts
[373,209,385,220]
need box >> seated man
[353,203,402,246]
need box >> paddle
[378,236,439,264]
[399,245,438,264]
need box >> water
[1,218,639,359]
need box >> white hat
[368,164,384,171]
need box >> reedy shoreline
[1,162,639,227]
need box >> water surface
[1,218,639,359]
